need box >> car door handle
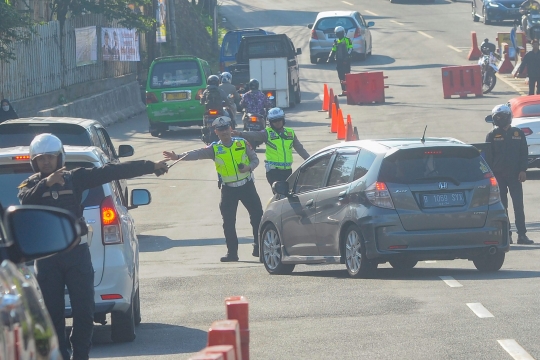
[338,191,348,200]
[305,199,314,207]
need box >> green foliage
[0,0,35,62]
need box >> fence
[0,14,142,102]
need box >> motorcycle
[525,9,540,41]
[242,111,266,149]
[478,50,498,94]
[201,101,232,145]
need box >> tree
[0,0,35,62]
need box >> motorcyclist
[219,72,241,123]
[520,0,540,37]
[239,79,272,118]
[327,26,353,97]
[480,38,497,56]
[200,75,232,114]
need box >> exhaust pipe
[488,246,497,255]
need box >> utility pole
[212,0,218,55]
[168,0,177,55]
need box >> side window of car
[110,180,126,207]
[356,13,367,27]
[353,149,377,181]
[93,126,111,158]
[327,152,359,187]
[88,127,101,148]
[202,63,211,79]
[295,152,333,194]
[98,128,119,159]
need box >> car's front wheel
[111,293,136,342]
[262,224,295,275]
[133,287,141,326]
[389,259,418,270]
[343,224,377,278]
[473,252,505,272]
[472,3,480,22]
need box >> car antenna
[421,125,427,144]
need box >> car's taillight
[195,89,204,100]
[354,27,362,38]
[311,29,318,40]
[489,176,500,205]
[12,155,30,161]
[208,109,219,115]
[522,127,533,136]
[146,92,158,104]
[365,182,395,209]
[101,196,123,245]
[251,116,258,122]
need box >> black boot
[517,234,534,245]
[252,244,259,257]
[220,253,239,262]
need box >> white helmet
[29,133,65,172]
[334,26,345,38]
[491,104,512,127]
[267,107,285,124]
[221,72,232,84]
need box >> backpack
[205,87,223,110]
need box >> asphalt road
[88,1,540,359]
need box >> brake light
[251,116,258,122]
[195,89,204,100]
[311,29,318,40]
[365,182,395,209]
[12,155,30,161]
[489,176,500,205]
[145,92,158,104]
[354,27,362,38]
[522,127,533,136]
[101,196,123,245]
[424,150,442,155]
[266,92,273,98]
[209,109,219,115]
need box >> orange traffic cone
[337,110,346,140]
[330,103,338,133]
[467,31,482,61]
[320,84,329,112]
[327,88,334,119]
[345,115,355,141]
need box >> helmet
[29,133,65,172]
[491,104,513,127]
[267,107,285,125]
[220,72,232,84]
[248,79,259,90]
[335,26,345,39]
[207,75,220,86]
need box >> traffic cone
[499,43,514,74]
[345,115,354,141]
[330,103,338,133]
[337,110,346,140]
[319,84,329,112]
[468,31,482,61]
[327,88,334,119]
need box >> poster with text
[75,26,97,66]
[101,28,140,61]
[156,0,167,43]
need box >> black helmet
[207,75,220,86]
[248,79,259,91]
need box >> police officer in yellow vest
[327,26,353,97]
[163,116,264,262]
[232,107,310,188]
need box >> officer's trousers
[495,172,527,235]
[336,61,351,92]
[266,168,293,188]
[219,180,263,255]
[36,243,95,360]
[529,76,540,95]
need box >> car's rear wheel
[310,56,318,64]
[473,252,505,272]
[358,44,367,61]
[289,85,296,108]
[343,224,377,278]
[134,287,141,326]
[111,293,136,342]
[150,130,160,137]
[295,84,301,104]
[389,259,418,270]
[472,4,480,22]
[262,224,295,275]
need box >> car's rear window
[0,162,104,208]
[520,104,540,116]
[316,17,356,31]
[222,31,265,57]
[0,123,91,148]
[149,60,202,89]
[378,147,492,184]
[245,39,288,58]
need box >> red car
[507,95,540,118]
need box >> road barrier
[327,88,334,119]
[203,346,236,360]
[225,296,249,360]
[337,109,345,140]
[189,353,224,360]
[320,84,329,112]
[207,320,242,360]
[498,43,514,74]
[441,65,483,99]
[345,72,388,105]
[467,31,482,61]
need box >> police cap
[212,116,231,129]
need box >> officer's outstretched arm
[293,135,310,160]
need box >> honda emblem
[438,182,448,190]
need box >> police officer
[327,26,353,97]
[232,107,310,188]
[18,133,168,360]
[163,116,264,261]
[486,105,534,245]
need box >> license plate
[165,92,188,101]
[421,192,465,208]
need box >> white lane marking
[417,31,433,39]
[342,1,353,5]
[497,339,535,360]
[439,276,463,287]
[448,45,463,53]
[390,20,404,26]
[365,10,378,16]
[467,303,494,318]
[425,260,436,263]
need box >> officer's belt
[266,161,292,169]
[224,174,253,188]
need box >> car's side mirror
[118,144,134,158]
[296,48,302,55]
[485,115,493,123]
[367,21,375,28]
[129,189,151,210]
[307,24,313,29]
[4,205,80,263]
[273,181,290,197]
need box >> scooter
[201,101,232,145]
[478,49,498,94]
[525,9,540,41]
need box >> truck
[229,34,302,108]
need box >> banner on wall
[101,28,140,61]
[75,26,97,66]
[156,0,167,43]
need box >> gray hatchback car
[259,138,509,278]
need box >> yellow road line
[417,31,433,39]
[496,73,528,96]
[447,45,463,53]
[364,10,378,16]
[390,20,404,26]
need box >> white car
[0,145,150,343]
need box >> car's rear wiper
[414,176,460,186]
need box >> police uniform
[237,126,310,186]
[18,160,157,360]
[175,119,263,260]
[486,126,529,239]
[329,37,353,93]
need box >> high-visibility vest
[265,127,294,170]
[212,138,251,183]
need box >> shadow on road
[138,235,254,252]
[90,322,206,357]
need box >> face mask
[2,106,9,112]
